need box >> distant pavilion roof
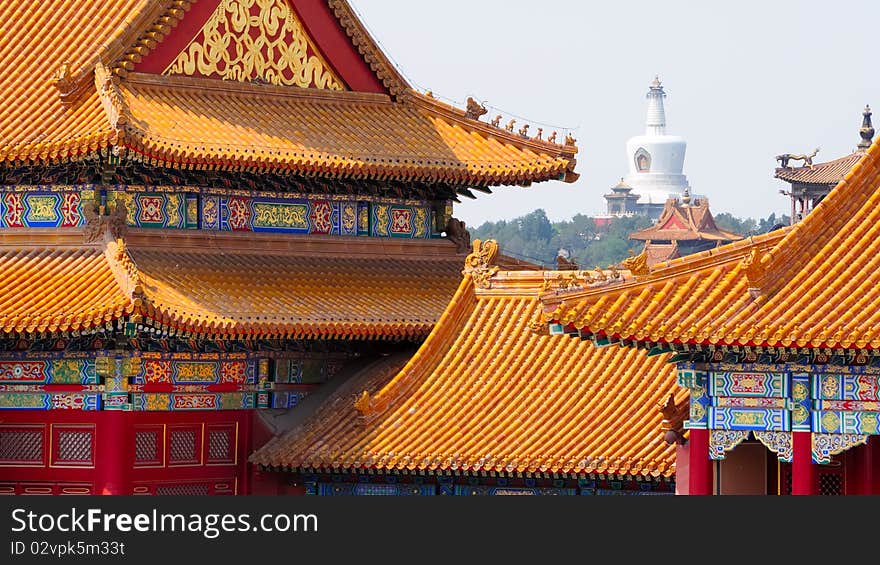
[775,152,866,186]
[629,197,742,243]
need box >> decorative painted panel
[273,359,339,385]
[185,193,199,229]
[712,397,787,409]
[709,407,789,431]
[709,430,750,460]
[709,372,788,398]
[340,201,358,236]
[791,374,812,432]
[115,192,187,229]
[0,393,100,410]
[132,393,256,411]
[0,187,438,239]
[813,411,879,435]
[813,433,869,464]
[271,391,307,409]
[357,201,370,236]
[0,191,84,228]
[684,383,709,430]
[816,400,880,412]
[812,374,880,401]
[0,360,97,385]
[371,204,431,239]
[134,359,256,385]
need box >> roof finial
[645,75,667,136]
[682,186,692,206]
[858,104,874,152]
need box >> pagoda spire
[858,105,874,152]
[645,76,667,136]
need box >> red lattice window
[206,424,236,465]
[167,425,201,466]
[51,425,95,467]
[818,472,844,496]
[0,425,46,466]
[133,426,164,468]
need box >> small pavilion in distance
[628,190,742,268]
[776,105,874,224]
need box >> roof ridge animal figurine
[776,147,820,170]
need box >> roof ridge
[360,277,476,419]
[407,89,580,160]
[102,236,146,319]
[326,0,410,97]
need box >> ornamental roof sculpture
[0,0,578,187]
[775,106,874,186]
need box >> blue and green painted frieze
[0,185,448,239]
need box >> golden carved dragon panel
[165,0,345,90]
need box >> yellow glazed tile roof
[126,235,463,340]
[117,75,578,186]
[0,0,153,163]
[542,137,880,349]
[0,241,131,334]
[0,1,578,186]
[252,260,683,477]
[0,231,463,340]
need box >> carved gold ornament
[462,239,500,289]
[166,0,345,90]
[622,249,650,276]
[741,246,767,290]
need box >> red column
[97,411,127,495]
[792,431,816,496]
[872,437,880,495]
[860,441,873,495]
[688,429,713,495]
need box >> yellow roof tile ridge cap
[122,72,393,104]
[104,0,192,80]
[762,140,880,288]
[540,241,769,310]
[407,90,579,158]
[481,270,564,296]
[365,277,476,419]
[102,232,145,315]
[327,0,410,97]
[94,62,130,134]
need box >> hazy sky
[348,0,879,228]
